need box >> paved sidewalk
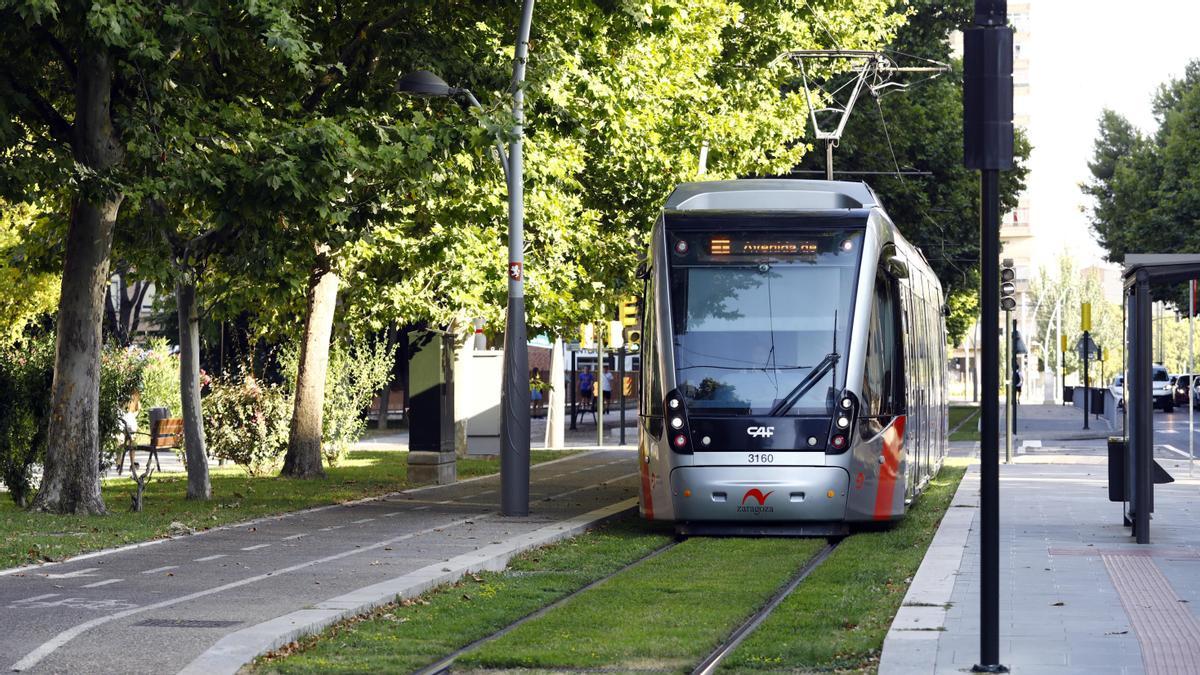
[0,450,638,674]
[880,457,1200,674]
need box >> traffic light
[618,298,639,327]
[1000,258,1016,311]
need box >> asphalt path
[0,450,638,674]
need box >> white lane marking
[382,512,401,517]
[195,555,227,562]
[318,525,344,531]
[413,506,431,511]
[474,489,496,496]
[351,518,375,524]
[9,514,488,671]
[435,499,454,505]
[1160,444,1191,458]
[42,568,100,580]
[240,544,270,551]
[81,579,122,589]
[547,472,640,501]
[15,594,59,603]
[140,565,179,575]
[281,534,307,541]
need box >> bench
[117,417,183,474]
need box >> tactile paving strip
[1103,553,1200,674]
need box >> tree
[789,0,1030,346]
[0,200,59,344]
[1085,61,1200,309]
[0,1,313,514]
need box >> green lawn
[252,517,672,674]
[460,537,828,672]
[0,449,574,569]
[949,404,981,442]
[719,464,967,672]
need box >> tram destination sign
[706,235,820,259]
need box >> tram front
[639,182,874,533]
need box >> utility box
[407,330,456,484]
[456,350,504,456]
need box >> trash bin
[1108,436,1126,502]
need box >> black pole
[964,2,1012,669]
[1135,272,1152,543]
[619,346,627,445]
[978,170,1005,672]
[1083,330,1090,429]
[1011,319,1018,432]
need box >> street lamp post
[396,0,537,517]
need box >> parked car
[1175,374,1195,406]
[1111,375,1124,408]
[1153,364,1175,412]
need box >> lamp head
[396,70,455,98]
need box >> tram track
[413,539,681,675]
[690,537,842,675]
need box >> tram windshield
[668,223,863,416]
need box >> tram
[636,179,948,534]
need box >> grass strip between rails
[0,449,575,569]
[720,464,968,673]
[460,537,828,672]
[949,404,981,442]
[251,517,673,674]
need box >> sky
[1027,0,1200,269]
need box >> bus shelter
[1121,254,1199,543]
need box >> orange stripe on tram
[873,415,907,520]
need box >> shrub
[280,335,395,466]
[136,338,181,424]
[0,338,54,506]
[0,337,144,505]
[203,371,290,476]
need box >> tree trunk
[176,276,211,499]
[30,46,124,515]
[281,260,340,478]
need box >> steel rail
[690,539,842,675]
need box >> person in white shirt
[601,366,614,404]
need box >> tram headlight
[670,416,684,430]
[836,415,850,429]
[668,398,680,410]
[673,434,688,448]
[840,397,853,410]
[831,434,847,450]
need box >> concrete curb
[178,496,639,675]
[878,464,979,675]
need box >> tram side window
[862,272,903,436]
[641,279,663,417]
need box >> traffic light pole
[965,1,1012,670]
[1005,310,1012,464]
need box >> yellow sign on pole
[1061,334,1068,352]
[1081,302,1092,332]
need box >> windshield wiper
[768,309,840,417]
[767,351,840,417]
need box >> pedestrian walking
[602,365,613,405]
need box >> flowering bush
[203,371,290,476]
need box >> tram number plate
[747,453,775,464]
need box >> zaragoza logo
[737,488,774,514]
